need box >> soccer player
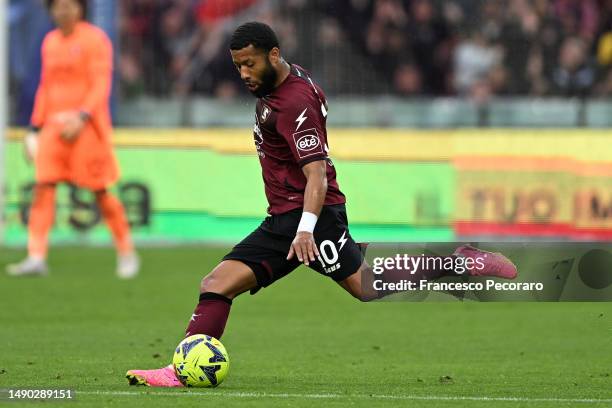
[125,22,517,386]
[6,0,139,278]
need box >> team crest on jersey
[260,105,271,122]
[292,128,324,159]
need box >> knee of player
[350,290,365,302]
[359,291,379,302]
[199,272,237,299]
[344,285,375,302]
[355,289,378,302]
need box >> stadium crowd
[118,0,612,99]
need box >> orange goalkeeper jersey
[31,21,119,190]
[31,21,112,136]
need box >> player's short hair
[46,0,88,17]
[230,22,279,53]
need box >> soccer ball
[172,334,230,387]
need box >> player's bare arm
[287,160,327,265]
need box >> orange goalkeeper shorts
[35,119,120,191]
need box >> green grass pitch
[1,246,612,407]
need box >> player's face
[50,0,83,31]
[231,45,279,98]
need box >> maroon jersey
[253,64,346,215]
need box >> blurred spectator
[407,0,453,94]
[118,52,145,99]
[312,18,355,94]
[499,0,543,93]
[597,30,612,66]
[394,63,423,95]
[454,30,503,96]
[550,37,596,96]
[119,0,164,96]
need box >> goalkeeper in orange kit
[7,0,139,278]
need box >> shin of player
[185,261,253,339]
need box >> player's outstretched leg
[94,190,140,279]
[6,184,56,277]
[126,260,257,387]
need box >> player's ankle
[28,255,46,263]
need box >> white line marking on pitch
[78,390,612,404]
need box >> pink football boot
[126,364,183,387]
[453,244,518,279]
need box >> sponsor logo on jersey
[292,128,324,159]
[297,134,320,151]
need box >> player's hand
[23,131,39,163]
[287,231,320,266]
[55,111,85,141]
